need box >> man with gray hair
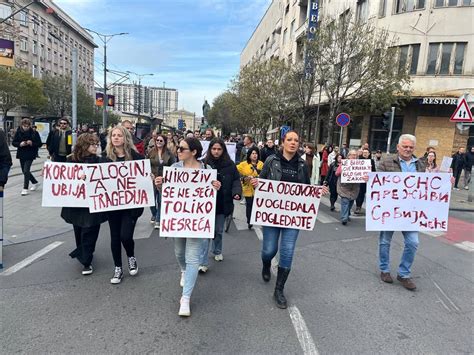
[377,134,425,291]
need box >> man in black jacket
[0,129,12,188]
[464,146,474,190]
[46,117,72,162]
[260,138,278,163]
[451,147,465,190]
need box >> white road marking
[341,236,373,243]
[288,305,320,355]
[431,279,461,312]
[316,210,339,224]
[1,241,63,276]
[454,241,474,252]
[422,231,445,238]
[254,226,263,241]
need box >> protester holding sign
[251,130,328,309]
[354,148,376,215]
[105,126,144,285]
[200,138,242,269]
[377,134,426,291]
[237,147,263,229]
[324,153,342,211]
[335,150,360,225]
[147,132,175,229]
[61,134,107,275]
[155,137,221,317]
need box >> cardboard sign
[160,166,217,238]
[366,172,451,231]
[341,159,372,183]
[200,141,237,162]
[439,156,453,173]
[250,179,323,231]
[85,160,155,213]
[42,161,88,207]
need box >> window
[19,11,27,26]
[290,19,295,39]
[283,28,288,46]
[40,44,44,58]
[20,37,28,51]
[398,44,420,74]
[395,0,424,13]
[426,42,466,75]
[435,0,472,6]
[356,0,369,22]
[32,40,37,54]
[409,44,420,74]
[0,4,11,20]
[32,64,37,77]
[379,0,387,16]
[47,48,51,61]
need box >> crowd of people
[2,117,472,317]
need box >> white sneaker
[154,221,160,230]
[29,183,39,191]
[178,296,191,317]
[180,271,185,287]
[110,267,123,284]
[214,254,224,262]
[128,256,138,276]
[198,265,208,273]
[21,189,28,196]
[465,186,469,190]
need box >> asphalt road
[1,199,473,354]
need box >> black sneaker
[110,267,123,284]
[82,265,93,275]
[128,256,138,276]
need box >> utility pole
[386,106,395,154]
[72,47,78,145]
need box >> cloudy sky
[54,0,270,116]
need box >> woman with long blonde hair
[105,125,145,285]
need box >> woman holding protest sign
[61,133,107,275]
[105,125,144,285]
[147,132,175,229]
[155,137,221,317]
[335,149,360,225]
[250,131,329,309]
[324,153,343,211]
[237,147,264,229]
[199,138,242,270]
[354,148,376,215]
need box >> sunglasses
[177,146,190,152]
[156,139,164,143]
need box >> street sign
[336,113,351,127]
[281,125,291,138]
[450,98,473,122]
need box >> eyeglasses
[177,146,189,152]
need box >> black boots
[262,260,271,282]
[274,267,291,309]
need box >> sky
[54,0,271,116]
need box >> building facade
[163,109,196,132]
[110,83,178,120]
[241,0,474,157]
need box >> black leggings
[245,196,254,224]
[19,159,38,189]
[356,183,367,208]
[108,210,138,267]
[69,225,101,267]
[453,169,462,188]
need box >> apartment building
[110,83,178,120]
[241,0,474,157]
[0,0,96,93]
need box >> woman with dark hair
[237,146,264,229]
[425,151,439,173]
[301,143,320,185]
[319,145,331,185]
[251,131,329,309]
[324,153,343,211]
[155,137,221,317]
[199,138,242,271]
[12,118,42,196]
[147,132,175,229]
[105,125,144,285]
[61,133,107,275]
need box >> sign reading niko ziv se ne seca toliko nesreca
[366,172,451,232]
[42,160,155,212]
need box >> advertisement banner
[341,159,372,183]
[160,166,217,238]
[366,172,451,231]
[34,122,50,144]
[250,179,323,231]
[95,93,115,107]
[0,39,14,67]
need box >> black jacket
[0,129,12,187]
[260,145,277,163]
[259,152,310,185]
[451,152,465,171]
[465,150,474,172]
[205,157,242,216]
[46,129,73,158]
[60,155,108,227]
[12,128,42,161]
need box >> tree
[0,68,46,126]
[208,91,247,135]
[303,10,411,144]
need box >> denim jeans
[379,231,419,278]
[200,214,226,266]
[340,197,354,222]
[149,188,161,221]
[175,238,205,298]
[261,226,299,268]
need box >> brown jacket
[378,154,426,173]
[337,176,360,200]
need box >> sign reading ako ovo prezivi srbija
[160,166,217,238]
[366,172,451,232]
[250,179,323,231]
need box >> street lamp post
[84,29,128,129]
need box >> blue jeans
[340,197,354,222]
[200,214,225,266]
[175,238,205,298]
[149,188,161,221]
[379,231,419,278]
[261,226,299,269]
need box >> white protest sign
[341,159,372,183]
[42,161,88,207]
[200,140,237,162]
[439,156,453,172]
[85,160,155,213]
[366,172,451,231]
[250,179,323,231]
[160,166,217,238]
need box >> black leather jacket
[259,153,310,184]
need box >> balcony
[294,19,308,40]
[274,18,282,34]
